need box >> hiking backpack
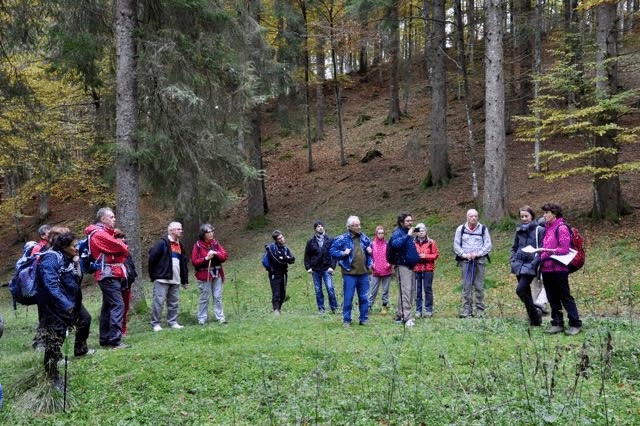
[262,245,271,271]
[454,224,491,263]
[385,240,397,265]
[8,249,60,308]
[555,224,585,273]
[77,230,102,275]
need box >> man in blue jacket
[388,212,420,326]
[330,216,372,327]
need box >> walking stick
[63,328,69,412]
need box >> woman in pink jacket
[413,223,439,317]
[368,225,394,315]
[538,203,582,336]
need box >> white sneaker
[170,323,184,329]
[152,325,162,332]
[405,319,415,327]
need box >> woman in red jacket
[413,223,439,318]
[191,224,229,324]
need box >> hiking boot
[545,325,564,334]
[565,326,581,336]
[359,320,368,326]
[75,348,96,358]
[405,319,415,327]
[343,322,351,328]
[153,324,162,332]
[380,305,389,316]
[415,311,422,319]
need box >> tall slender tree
[426,0,451,187]
[483,0,508,222]
[115,0,142,305]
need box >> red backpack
[555,224,585,273]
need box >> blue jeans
[312,270,338,312]
[342,274,369,324]
[415,271,434,314]
[98,278,125,346]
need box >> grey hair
[96,207,113,223]
[466,209,478,217]
[346,215,360,228]
[168,221,182,233]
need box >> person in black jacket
[37,228,92,390]
[265,230,295,315]
[148,222,189,331]
[511,206,546,326]
[304,220,338,314]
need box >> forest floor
[2,60,640,271]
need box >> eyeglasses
[205,230,214,233]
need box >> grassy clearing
[1,221,640,425]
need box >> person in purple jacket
[537,203,582,336]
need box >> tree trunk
[533,0,542,172]
[38,191,49,222]
[483,0,508,223]
[422,0,432,81]
[387,0,401,123]
[427,0,450,187]
[316,36,325,141]
[330,23,347,166]
[246,105,268,220]
[515,0,533,114]
[115,0,142,308]
[454,0,479,201]
[301,1,314,172]
[592,2,626,221]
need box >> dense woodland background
[1,0,640,309]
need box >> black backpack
[385,239,397,265]
[454,224,491,263]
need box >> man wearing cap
[304,220,338,314]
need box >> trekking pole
[397,266,405,325]
[63,328,70,412]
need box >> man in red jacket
[85,207,130,349]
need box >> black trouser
[269,272,287,311]
[542,271,582,328]
[515,274,541,325]
[98,278,125,346]
[42,305,91,380]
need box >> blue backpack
[9,248,59,308]
[77,230,102,275]
[261,245,271,271]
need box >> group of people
[25,208,230,389]
[24,203,582,389]
[265,212,441,327]
[265,204,582,336]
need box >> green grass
[2,221,640,424]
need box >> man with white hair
[84,207,130,349]
[330,216,372,327]
[453,209,492,318]
[149,222,189,331]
